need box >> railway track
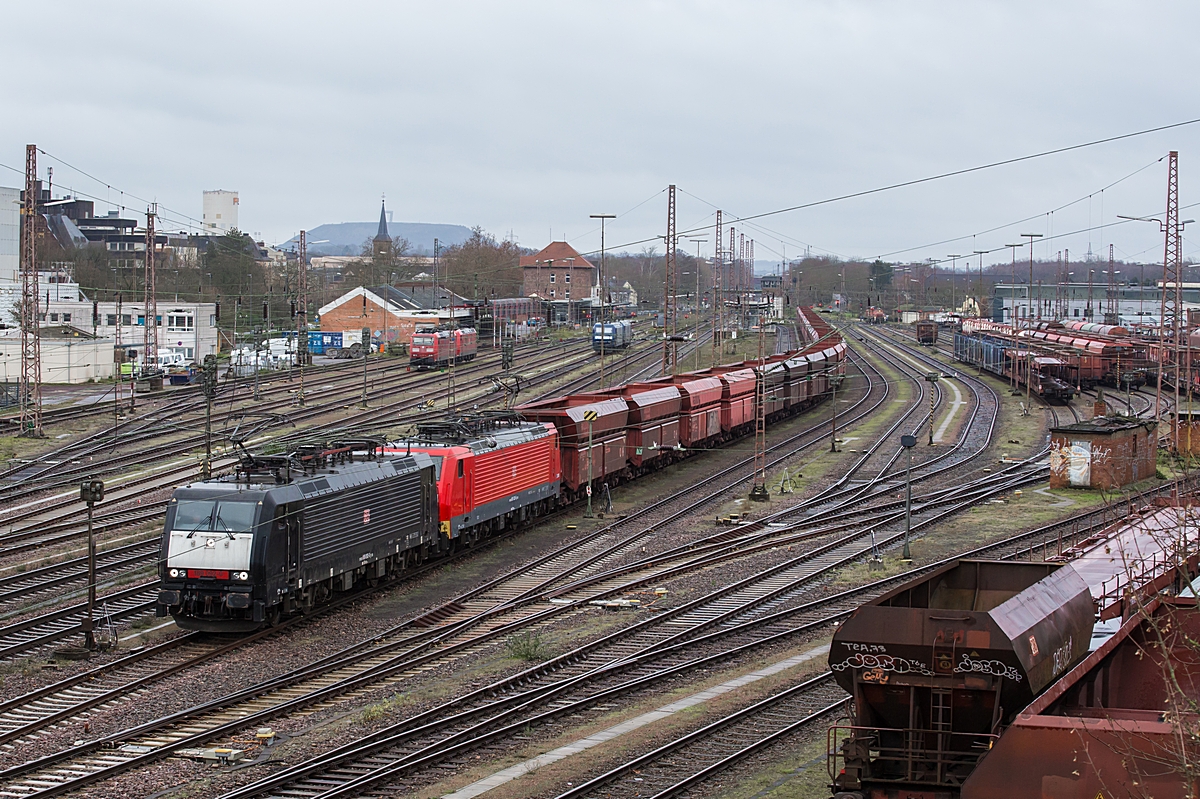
[0,328,955,791]
[0,325,1056,797]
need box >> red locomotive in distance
[410,327,478,369]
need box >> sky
[2,1,1198,270]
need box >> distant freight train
[156,308,846,630]
[954,324,1076,401]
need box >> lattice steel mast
[296,230,308,406]
[1157,151,1180,427]
[143,204,158,376]
[712,210,723,367]
[662,184,677,375]
[19,144,43,437]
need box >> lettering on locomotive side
[363,509,371,524]
[1028,634,1039,657]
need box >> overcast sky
[3,1,1198,269]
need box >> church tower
[372,198,391,257]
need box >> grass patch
[833,555,914,587]
[359,694,407,723]
[505,631,549,661]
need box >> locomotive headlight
[237,571,249,581]
[169,568,179,578]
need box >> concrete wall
[0,335,116,383]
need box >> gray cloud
[2,1,1196,268]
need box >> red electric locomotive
[410,327,478,369]
[388,414,561,545]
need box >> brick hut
[1049,416,1157,490]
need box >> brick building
[316,285,471,345]
[520,242,595,301]
[1049,416,1157,490]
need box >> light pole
[972,250,987,318]
[590,214,616,389]
[1006,243,1022,390]
[901,434,916,560]
[1021,233,1043,328]
[685,235,707,370]
[946,254,962,313]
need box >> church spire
[373,196,391,256]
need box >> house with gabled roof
[520,241,595,301]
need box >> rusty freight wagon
[828,560,1094,799]
[915,319,939,345]
[962,596,1200,799]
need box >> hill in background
[282,221,473,256]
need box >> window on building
[550,289,556,298]
[187,315,194,327]
[565,290,570,299]
[62,313,71,323]
[549,273,555,284]
[106,314,117,326]
[137,315,145,326]
[1073,308,1080,317]
[210,314,216,326]
[122,314,131,326]
[49,313,58,321]
[185,347,194,358]
[39,313,46,321]
[156,315,162,326]
[564,272,570,283]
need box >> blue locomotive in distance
[592,320,633,352]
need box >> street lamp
[972,250,987,318]
[1021,233,1043,327]
[946,254,962,313]
[590,214,616,389]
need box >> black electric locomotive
[156,439,439,631]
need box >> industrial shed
[1049,416,1157,490]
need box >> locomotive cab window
[457,460,464,478]
[175,499,216,530]
[215,502,257,532]
[173,499,258,532]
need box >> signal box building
[1049,416,1157,490]
[520,242,595,302]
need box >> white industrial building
[202,189,239,234]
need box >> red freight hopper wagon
[515,395,628,494]
[410,327,478,369]
[389,414,561,542]
[828,560,1094,799]
[649,375,724,447]
[615,384,682,469]
[689,365,757,433]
